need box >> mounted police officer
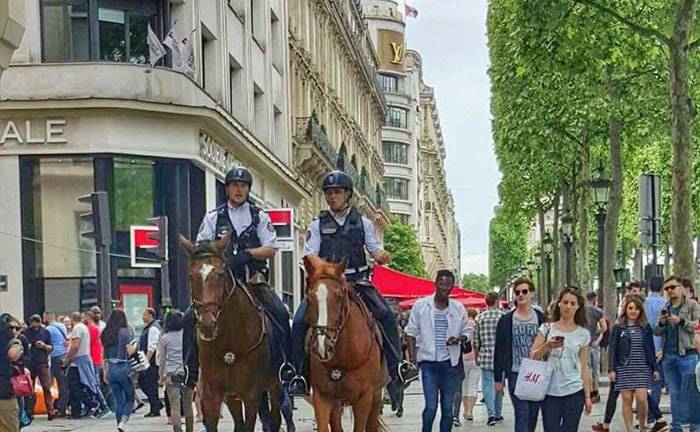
[196,166,295,382]
[288,170,419,395]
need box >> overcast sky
[401,0,500,276]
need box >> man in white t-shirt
[63,312,98,418]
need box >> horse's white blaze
[316,283,329,358]
[199,263,215,284]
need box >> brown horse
[303,256,388,432]
[179,234,282,432]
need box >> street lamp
[560,211,574,287]
[543,232,554,302]
[590,164,611,301]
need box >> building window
[229,58,244,122]
[383,141,409,165]
[41,0,162,63]
[378,74,398,93]
[271,10,283,72]
[201,24,216,92]
[392,213,410,225]
[385,106,408,129]
[383,177,409,200]
[253,84,267,144]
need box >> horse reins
[308,275,376,366]
[190,250,266,358]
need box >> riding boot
[289,300,309,396]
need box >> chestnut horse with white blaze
[179,234,282,432]
[303,256,388,432]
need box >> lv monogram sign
[390,42,404,64]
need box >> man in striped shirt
[406,270,471,432]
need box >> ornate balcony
[293,116,338,181]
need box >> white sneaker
[117,421,128,432]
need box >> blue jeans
[92,364,109,411]
[508,372,540,432]
[481,369,503,418]
[541,390,584,432]
[647,369,664,424]
[107,362,134,424]
[420,360,461,432]
[663,353,700,431]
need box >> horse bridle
[190,250,237,326]
[308,275,351,362]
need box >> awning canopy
[372,265,484,300]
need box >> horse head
[179,234,234,341]
[303,256,349,362]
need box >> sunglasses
[664,284,681,291]
[515,288,529,296]
[9,326,19,331]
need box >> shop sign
[266,208,294,252]
[199,131,242,175]
[130,225,161,268]
[0,119,68,146]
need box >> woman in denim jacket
[608,296,659,432]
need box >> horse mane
[307,260,346,286]
[192,240,225,261]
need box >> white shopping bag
[514,357,554,402]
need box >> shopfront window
[114,157,156,278]
[21,157,96,315]
[41,0,162,63]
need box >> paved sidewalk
[25,379,671,431]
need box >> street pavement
[25,380,668,431]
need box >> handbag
[513,324,554,402]
[128,350,150,373]
[11,367,33,397]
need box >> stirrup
[398,361,419,385]
[278,362,296,384]
[287,375,308,396]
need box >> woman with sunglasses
[531,287,592,432]
[493,277,546,432]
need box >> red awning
[399,296,488,309]
[372,265,484,300]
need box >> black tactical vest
[215,203,267,280]
[318,208,367,281]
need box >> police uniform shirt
[197,201,278,248]
[302,207,382,257]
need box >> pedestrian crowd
[1,273,699,432]
[401,273,700,432]
[0,305,214,432]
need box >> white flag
[179,34,195,77]
[147,24,166,67]
[163,27,182,65]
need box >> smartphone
[553,336,565,343]
[661,309,669,318]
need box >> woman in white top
[531,287,592,432]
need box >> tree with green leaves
[461,273,491,293]
[383,218,428,278]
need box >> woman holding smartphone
[608,295,659,432]
[531,287,592,432]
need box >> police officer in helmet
[196,166,295,381]
[288,170,419,395]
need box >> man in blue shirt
[44,312,69,417]
[643,277,670,431]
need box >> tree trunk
[538,203,548,305]
[602,76,623,321]
[664,243,672,276]
[669,0,696,279]
[560,182,571,286]
[552,189,561,292]
[577,126,591,292]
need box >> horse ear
[336,260,347,277]
[178,234,196,255]
[212,233,231,255]
[303,255,318,276]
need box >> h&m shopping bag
[513,357,554,402]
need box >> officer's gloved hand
[227,250,252,270]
